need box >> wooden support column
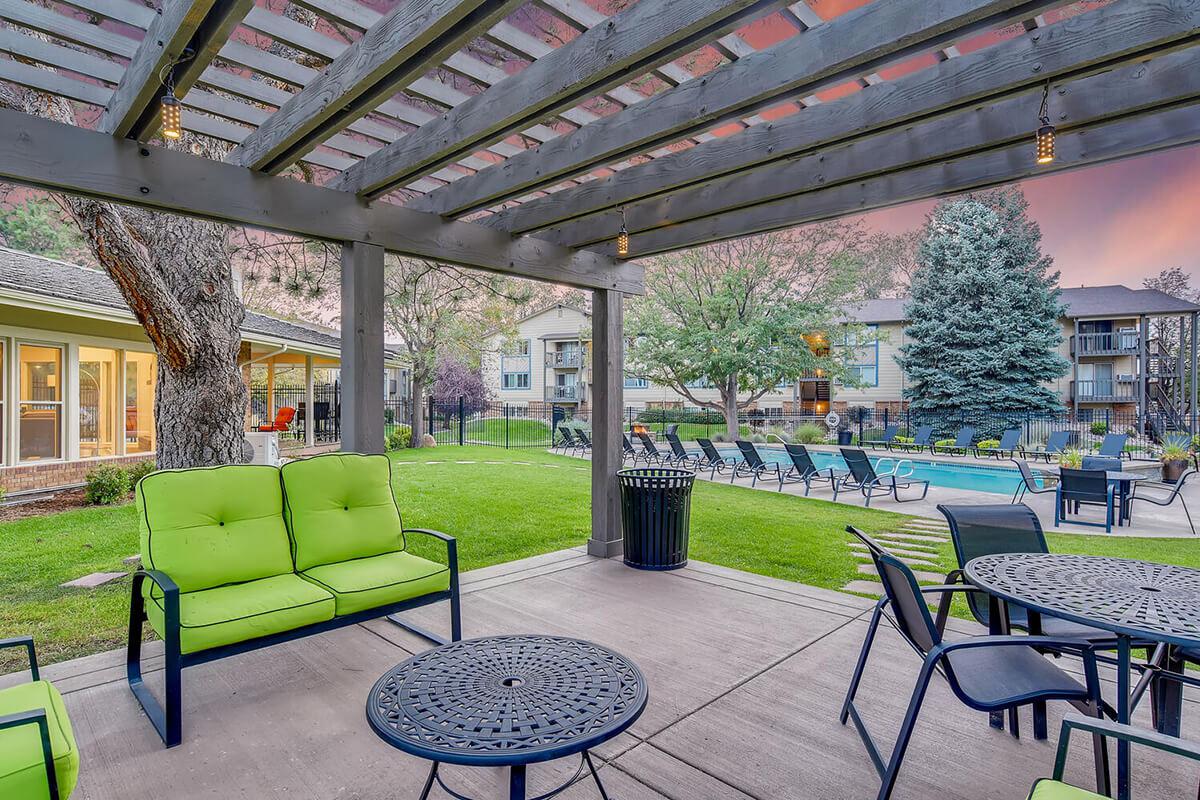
[304,354,315,448]
[266,360,276,420]
[588,289,624,559]
[340,241,385,454]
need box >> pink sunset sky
[848,143,1200,289]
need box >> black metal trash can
[837,430,853,445]
[618,467,695,570]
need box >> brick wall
[0,454,155,494]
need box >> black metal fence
[247,384,410,446]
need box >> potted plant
[1160,443,1191,483]
[1058,449,1084,469]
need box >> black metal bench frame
[127,528,461,748]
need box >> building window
[624,376,649,389]
[685,377,713,389]
[79,346,120,458]
[501,339,531,390]
[18,343,63,462]
[125,351,157,454]
[837,324,879,388]
[0,340,6,465]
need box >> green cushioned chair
[0,637,78,799]
[128,456,459,748]
[1028,714,1200,799]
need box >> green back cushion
[281,453,405,571]
[137,465,295,592]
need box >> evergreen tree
[898,189,1068,419]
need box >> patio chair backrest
[666,432,689,459]
[871,546,943,656]
[1082,456,1121,473]
[577,430,592,446]
[997,429,1021,451]
[1098,433,1128,457]
[622,434,636,454]
[785,443,817,476]
[637,432,661,455]
[1059,468,1110,503]
[912,425,933,445]
[846,525,889,558]
[696,438,723,462]
[1044,430,1070,453]
[560,426,577,445]
[952,426,976,448]
[735,440,765,468]
[839,447,876,485]
[879,424,899,443]
[937,503,1047,626]
[1015,459,1045,489]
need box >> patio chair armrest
[0,636,38,680]
[937,635,1099,657]
[132,569,181,626]
[0,708,58,797]
[404,528,460,575]
[917,584,977,596]
[1054,714,1200,780]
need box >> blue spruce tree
[898,189,1069,425]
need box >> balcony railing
[546,385,580,401]
[545,350,584,368]
[1072,378,1138,402]
[1074,331,1139,356]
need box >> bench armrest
[0,708,58,796]
[132,569,181,631]
[404,528,459,576]
[0,636,38,681]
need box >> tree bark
[409,371,428,448]
[723,374,740,440]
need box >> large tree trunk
[722,374,740,440]
[409,371,428,448]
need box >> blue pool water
[719,447,1029,495]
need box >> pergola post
[340,241,385,454]
[304,354,315,448]
[588,289,624,559]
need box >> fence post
[458,396,465,446]
[505,403,510,449]
[427,395,434,437]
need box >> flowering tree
[433,357,491,415]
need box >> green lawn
[4,445,1200,669]
[459,417,553,447]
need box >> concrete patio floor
[25,549,1199,799]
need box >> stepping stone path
[840,517,951,598]
[61,571,127,589]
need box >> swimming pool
[719,447,1032,496]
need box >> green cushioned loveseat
[127,453,460,747]
[0,637,78,799]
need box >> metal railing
[545,385,580,401]
[1074,331,1139,356]
[1072,379,1138,402]
[545,351,584,368]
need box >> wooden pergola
[1,0,1198,557]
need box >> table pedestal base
[418,752,611,800]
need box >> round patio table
[964,553,1200,800]
[367,634,648,800]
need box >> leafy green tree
[625,226,867,438]
[898,189,1068,419]
[0,197,86,260]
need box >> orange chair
[258,407,296,432]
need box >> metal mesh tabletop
[965,553,1200,646]
[366,635,648,767]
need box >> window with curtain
[19,344,63,461]
[124,351,157,453]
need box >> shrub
[893,435,914,444]
[750,433,766,444]
[126,460,156,489]
[85,465,131,505]
[766,425,790,443]
[420,433,437,448]
[1089,421,1108,436]
[793,423,827,444]
[933,439,956,448]
[0,485,6,504]
[1058,449,1084,469]
[976,439,1000,450]
[384,407,395,425]
[1160,443,1190,464]
[386,425,412,451]
[711,433,727,443]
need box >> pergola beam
[330,0,785,197]
[595,101,1200,257]
[99,0,253,140]
[493,0,1200,240]
[228,0,518,174]
[0,109,641,293]
[405,0,1063,216]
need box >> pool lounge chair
[732,440,785,487]
[1097,432,1130,460]
[782,443,846,497]
[1021,430,1071,463]
[838,448,929,507]
[665,432,702,469]
[865,425,900,451]
[558,426,587,456]
[892,425,933,454]
[576,430,595,452]
[974,429,1021,459]
[621,434,639,464]
[696,438,739,479]
[930,426,976,457]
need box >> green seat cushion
[281,453,406,571]
[138,465,295,592]
[1028,778,1107,800]
[145,574,335,654]
[300,551,449,616]
[0,680,78,799]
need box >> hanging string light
[1035,79,1055,165]
[159,49,194,140]
[616,207,630,258]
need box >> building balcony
[545,351,584,368]
[1072,378,1138,402]
[1073,331,1139,356]
[546,384,580,402]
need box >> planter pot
[1162,459,1189,484]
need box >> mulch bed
[0,489,91,522]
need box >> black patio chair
[576,430,595,451]
[1021,430,1071,463]
[1055,468,1117,533]
[636,432,674,466]
[840,526,1109,800]
[731,440,785,487]
[974,429,1021,459]
[781,443,846,496]
[664,432,701,469]
[695,438,739,479]
[1081,455,1122,473]
[1011,459,1059,505]
[1130,469,1197,536]
[865,425,900,451]
[558,426,585,455]
[930,425,975,456]
[621,434,639,464]
[838,448,929,507]
[892,425,933,453]
[1097,432,1130,460]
